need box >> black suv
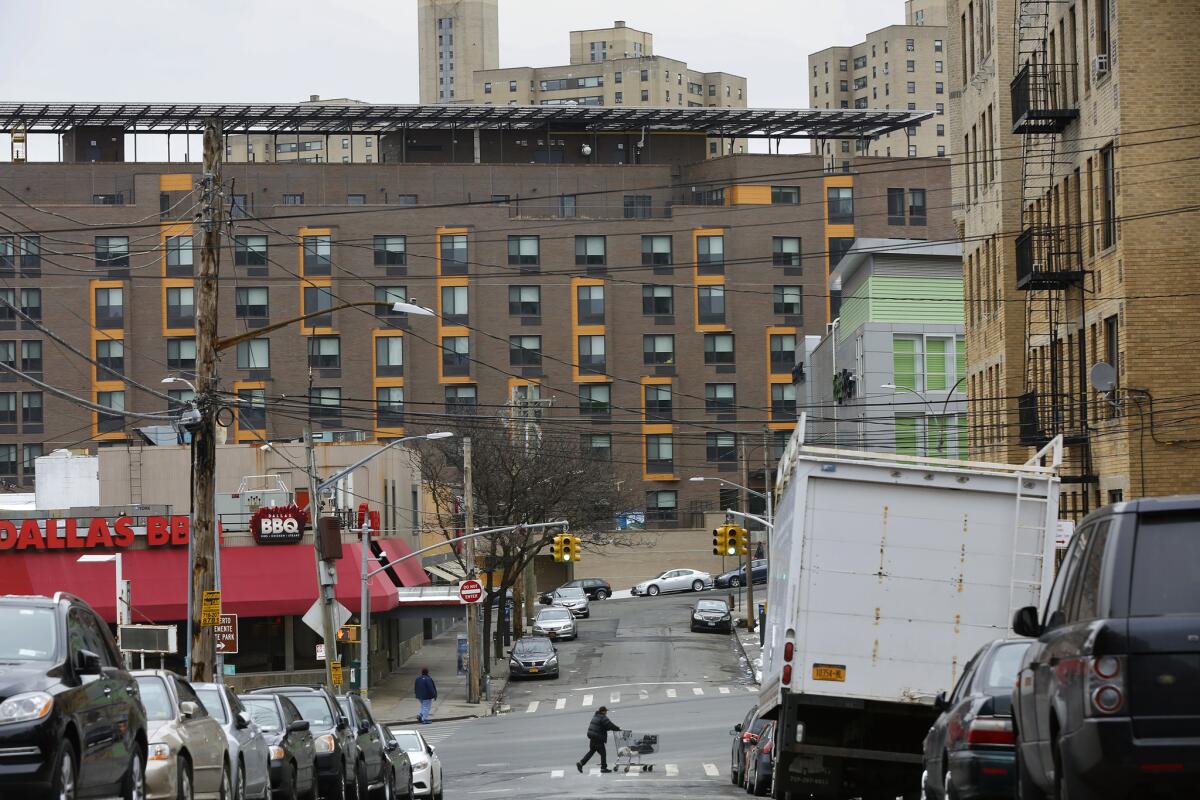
[250,685,359,800]
[335,692,387,799]
[540,578,611,602]
[0,592,147,800]
[1011,497,1200,799]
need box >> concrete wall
[570,523,741,588]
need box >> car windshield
[696,600,727,612]
[556,588,586,599]
[193,687,228,723]
[286,695,337,728]
[241,698,282,732]
[540,609,572,621]
[394,732,425,753]
[0,606,57,661]
[981,642,1031,692]
[135,676,175,721]
[515,641,552,656]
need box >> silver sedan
[133,670,230,800]
[390,728,443,799]
[532,606,578,640]
[632,568,713,597]
[194,682,271,800]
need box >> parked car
[632,568,712,596]
[532,606,577,640]
[540,578,612,601]
[920,638,1030,799]
[508,636,559,679]
[133,669,230,800]
[376,723,414,800]
[1011,497,1200,799]
[0,592,148,800]
[742,719,776,796]
[543,586,590,618]
[714,559,768,589]
[691,598,733,633]
[389,729,442,800]
[195,681,272,800]
[729,705,771,787]
[239,692,317,800]
[334,692,388,800]
[249,685,358,800]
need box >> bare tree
[417,417,638,669]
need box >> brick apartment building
[0,103,949,524]
[949,0,1200,512]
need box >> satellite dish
[581,144,592,156]
[1090,362,1117,392]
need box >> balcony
[1011,63,1079,134]
[1015,227,1085,290]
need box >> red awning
[0,543,399,624]
[371,538,431,589]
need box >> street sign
[200,590,222,626]
[458,579,484,604]
[302,599,352,638]
[330,661,344,686]
[214,614,238,654]
[316,643,326,661]
[336,625,360,643]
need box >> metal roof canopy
[0,102,931,140]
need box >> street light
[881,377,968,455]
[392,300,436,317]
[77,553,129,650]
[160,376,198,392]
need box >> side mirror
[539,596,551,605]
[287,720,310,733]
[180,701,198,720]
[359,720,372,735]
[428,744,436,754]
[236,710,252,729]
[733,723,743,733]
[933,691,949,712]
[75,649,102,676]
[336,715,350,731]
[1012,606,1043,638]
[386,739,400,752]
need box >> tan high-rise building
[809,0,950,168]
[950,0,1200,514]
[417,0,499,104]
[225,96,379,164]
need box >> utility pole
[740,435,755,633]
[188,119,223,683]
[307,421,339,689]
[463,436,481,703]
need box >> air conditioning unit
[1093,54,1110,76]
[119,624,178,654]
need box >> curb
[731,630,762,687]
[379,712,485,726]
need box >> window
[309,387,341,417]
[375,386,404,426]
[575,236,606,266]
[937,146,946,157]
[905,38,915,51]
[576,285,605,324]
[394,194,418,205]
[1100,145,1116,249]
[646,490,677,523]
[827,187,853,223]
[1104,314,1120,403]
[909,188,927,223]
[0,235,40,271]
[640,89,649,102]
[0,289,13,322]
[908,144,918,157]
[614,91,623,104]
[772,384,797,420]
[697,235,724,273]
[936,123,945,137]
[935,81,944,94]
[643,334,675,365]
[770,334,797,374]
[906,81,916,94]
[232,388,265,431]
[374,236,407,266]
[440,234,468,274]
[579,384,611,414]
[509,80,517,92]
[282,193,304,205]
[936,102,944,114]
[645,434,674,474]
[94,287,124,328]
[303,235,331,274]
[507,335,541,367]
[95,390,125,433]
[773,286,802,316]
[623,195,652,219]
[375,336,404,374]
[569,334,604,377]
[236,339,269,370]
[888,188,906,224]
[935,60,944,73]
[16,340,39,373]
[483,82,492,94]
[559,195,577,218]
[705,383,735,412]
[166,287,195,327]
[906,60,916,72]
[697,285,726,323]
[440,285,468,324]
[22,392,42,424]
[508,284,542,316]
[0,342,13,371]
[641,235,672,266]
[441,336,470,376]
[303,285,334,326]
[840,80,849,92]
[644,384,672,421]
[642,285,673,315]
[343,193,367,205]
[771,186,800,205]
[235,287,268,318]
[704,333,735,365]
[1097,0,1111,57]
[445,385,476,412]
[853,55,868,69]
[706,432,737,462]
[235,235,268,266]
[165,235,193,274]
[773,236,801,267]
[580,434,611,460]
[308,336,341,369]
[162,338,193,371]
[95,236,129,268]
[615,71,623,84]
[92,194,124,206]
[374,286,407,318]
[502,235,541,267]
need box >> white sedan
[391,728,443,799]
[631,569,713,597]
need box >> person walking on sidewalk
[414,667,437,724]
[576,706,621,773]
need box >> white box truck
[760,424,1061,799]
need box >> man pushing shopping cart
[576,707,659,774]
[577,706,621,773]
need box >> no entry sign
[458,579,483,604]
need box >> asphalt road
[426,589,760,798]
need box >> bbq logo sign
[0,515,191,551]
[249,505,308,545]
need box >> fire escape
[1010,0,1095,497]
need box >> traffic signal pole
[741,437,755,633]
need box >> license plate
[707,621,716,627]
[529,667,539,673]
[547,632,557,638]
[812,663,846,682]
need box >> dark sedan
[540,578,612,601]
[508,636,560,679]
[743,720,775,796]
[691,599,733,633]
[714,559,768,589]
[730,705,770,787]
[239,693,317,800]
[921,638,1030,800]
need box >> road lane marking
[638,689,649,700]
[704,763,720,776]
[665,688,677,698]
[476,763,508,767]
[692,687,704,695]
[610,691,621,703]
[589,767,601,776]
[526,701,539,713]
[719,687,731,694]
[555,698,566,710]
[569,681,696,692]
[550,769,564,778]
[665,764,678,776]
[581,693,593,707]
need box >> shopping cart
[613,730,659,773]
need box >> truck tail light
[783,642,794,662]
[782,664,792,684]
[965,716,1015,747]
[1085,654,1126,717]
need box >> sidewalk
[367,623,505,725]
[734,624,764,685]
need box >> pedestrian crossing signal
[335,625,360,643]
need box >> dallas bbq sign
[0,515,190,552]
[249,505,308,545]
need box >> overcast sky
[1,0,910,159]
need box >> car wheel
[324,769,347,800]
[943,768,958,800]
[377,767,394,800]
[52,740,77,800]
[692,579,705,592]
[405,774,415,800]
[595,589,609,600]
[1014,744,1044,800]
[283,761,299,800]
[119,747,145,800]
[356,759,369,800]
[220,763,234,800]
[235,759,247,800]
[730,754,740,785]
[1053,735,1085,800]
[178,757,194,800]
[729,576,742,588]
[647,584,660,596]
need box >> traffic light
[734,527,750,556]
[712,525,737,556]
[567,535,582,563]
[551,534,566,562]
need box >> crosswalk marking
[610,691,621,703]
[551,769,564,778]
[719,687,730,694]
[665,688,677,698]
[638,689,649,700]
[582,693,593,707]
[665,764,678,776]
[590,767,601,776]
[555,698,566,710]
[703,763,720,777]
[692,687,704,695]
[526,701,539,713]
